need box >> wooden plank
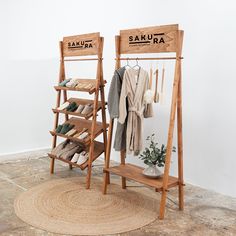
[104,164,179,190]
[48,141,104,170]
[52,98,106,119]
[120,24,179,54]
[63,33,100,57]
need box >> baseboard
[0,147,51,162]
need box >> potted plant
[139,134,176,178]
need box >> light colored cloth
[57,101,70,111]
[119,67,150,155]
[107,67,127,151]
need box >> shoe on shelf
[81,104,93,115]
[60,124,75,134]
[71,152,82,163]
[75,104,85,113]
[65,128,77,136]
[77,152,89,165]
[66,102,78,112]
[57,101,70,110]
[77,132,89,139]
[56,125,63,133]
[59,78,71,87]
[65,79,78,88]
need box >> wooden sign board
[119,24,179,54]
[63,32,100,57]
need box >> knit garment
[108,66,127,151]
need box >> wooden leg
[50,88,61,174]
[121,150,126,189]
[69,164,73,170]
[159,57,181,220]
[177,63,184,210]
[50,158,55,174]
[102,119,114,194]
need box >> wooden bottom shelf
[104,164,179,191]
[48,141,104,170]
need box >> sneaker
[77,152,89,165]
[71,152,81,163]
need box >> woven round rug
[14,177,159,235]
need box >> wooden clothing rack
[48,32,108,189]
[103,24,184,219]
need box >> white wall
[0,0,236,197]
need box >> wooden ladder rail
[50,41,64,174]
[86,37,104,189]
[103,35,126,193]
[159,30,184,219]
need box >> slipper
[57,101,70,110]
[71,152,82,163]
[55,124,63,133]
[60,124,75,134]
[76,132,89,140]
[75,104,85,113]
[66,79,78,88]
[81,104,93,115]
[65,129,77,136]
[66,102,78,112]
[77,152,89,165]
[59,78,71,87]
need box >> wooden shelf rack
[49,32,108,189]
[103,24,184,219]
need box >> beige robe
[119,68,149,155]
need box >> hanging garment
[119,67,150,155]
[108,66,127,151]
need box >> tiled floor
[0,155,236,236]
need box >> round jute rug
[14,177,159,235]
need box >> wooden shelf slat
[104,164,179,190]
[48,141,104,170]
[52,98,106,119]
[50,117,108,145]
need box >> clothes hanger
[125,58,132,68]
[132,58,141,70]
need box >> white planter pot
[142,165,162,178]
